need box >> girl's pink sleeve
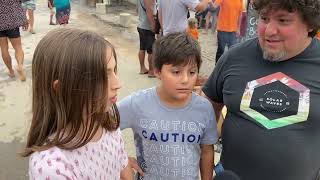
[29,151,76,180]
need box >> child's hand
[128,157,144,176]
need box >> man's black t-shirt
[203,38,320,180]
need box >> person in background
[159,0,212,35]
[211,0,244,63]
[187,17,200,40]
[0,0,28,81]
[136,0,156,77]
[54,0,70,25]
[48,0,56,25]
[204,1,219,34]
[21,0,36,34]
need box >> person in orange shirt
[212,0,244,63]
[187,17,199,40]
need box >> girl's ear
[53,80,59,92]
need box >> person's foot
[148,73,156,78]
[29,29,36,34]
[139,68,149,75]
[7,70,15,78]
[16,67,26,81]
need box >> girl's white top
[28,128,128,180]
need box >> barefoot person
[54,0,71,25]
[21,0,36,34]
[48,0,56,25]
[0,0,28,81]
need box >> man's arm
[200,91,224,137]
[195,0,212,12]
[237,11,243,37]
[201,92,224,122]
[158,9,163,31]
[200,144,215,180]
[48,0,53,9]
[211,0,220,10]
[144,0,155,32]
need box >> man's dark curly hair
[253,0,320,37]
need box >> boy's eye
[190,71,196,75]
[172,70,180,74]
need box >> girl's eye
[190,71,196,75]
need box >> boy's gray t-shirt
[159,0,199,35]
[118,87,218,180]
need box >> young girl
[187,17,199,40]
[22,28,132,180]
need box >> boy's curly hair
[253,0,320,37]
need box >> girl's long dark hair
[21,28,120,157]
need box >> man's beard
[262,48,287,62]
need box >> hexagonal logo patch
[240,72,310,129]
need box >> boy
[118,33,218,180]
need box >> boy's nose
[181,72,189,83]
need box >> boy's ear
[53,80,59,92]
[154,68,162,79]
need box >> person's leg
[27,9,35,33]
[138,50,148,74]
[147,52,155,77]
[9,37,26,81]
[205,11,212,33]
[146,30,155,77]
[215,31,227,64]
[227,32,237,49]
[137,28,148,74]
[49,8,55,25]
[0,37,15,77]
[211,11,218,33]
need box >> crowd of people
[1,0,320,179]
